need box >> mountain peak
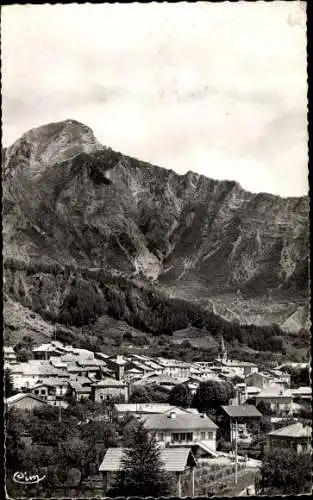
[3,119,103,180]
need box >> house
[5,393,47,410]
[4,346,17,364]
[245,372,271,390]
[10,361,69,390]
[216,359,258,378]
[265,370,291,390]
[267,422,312,454]
[30,378,70,404]
[135,375,188,392]
[254,389,294,415]
[156,358,191,378]
[220,405,262,443]
[99,446,198,496]
[91,377,128,403]
[234,383,261,404]
[112,403,199,422]
[292,386,312,401]
[131,354,165,375]
[32,343,65,360]
[127,360,155,378]
[75,358,107,378]
[139,411,218,453]
[68,378,92,401]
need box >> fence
[194,463,257,496]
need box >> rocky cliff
[3,119,310,332]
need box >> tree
[256,400,272,416]
[129,387,152,404]
[260,448,312,495]
[112,421,173,497]
[4,368,15,397]
[168,384,192,408]
[15,348,32,362]
[192,380,235,413]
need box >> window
[34,390,39,395]
[172,432,193,442]
[158,433,164,441]
[41,389,45,395]
[200,432,206,440]
[207,432,213,440]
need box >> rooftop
[6,392,47,405]
[30,378,70,388]
[269,422,312,439]
[91,377,127,387]
[142,412,218,431]
[68,381,92,393]
[114,403,179,414]
[99,447,197,472]
[255,388,294,398]
[107,355,127,365]
[221,405,262,418]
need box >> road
[238,485,255,496]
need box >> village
[4,336,312,496]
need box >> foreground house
[99,446,198,496]
[5,393,47,410]
[221,405,262,443]
[267,422,312,454]
[140,411,218,452]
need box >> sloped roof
[292,386,312,395]
[143,413,218,431]
[91,377,126,387]
[255,389,293,398]
[221,405,262,418]
[10,361,62,377]
[68,381,92,393]
[6,392,47,405]
[99,447,197,472]
[114,403,178,414]
[269,422,312,438]
[30,377,70,388]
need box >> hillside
[3,119,310,348]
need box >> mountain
[3,119,310,338]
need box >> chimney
[169,411,176,419]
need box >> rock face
[3,120,309,331]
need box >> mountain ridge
[3,119,310,334]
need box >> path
[238,485,256,496]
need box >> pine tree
[113,421,173,497]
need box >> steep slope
[3,119,309,331]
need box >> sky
[1,2,308,197]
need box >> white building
[141,411,218,453]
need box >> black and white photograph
[2,2,311,497]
